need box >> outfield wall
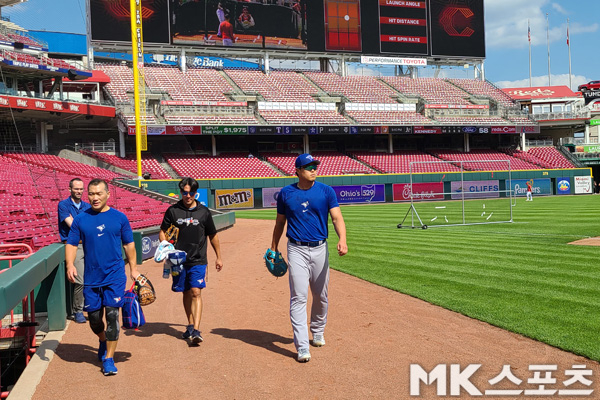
[124,168,592,209]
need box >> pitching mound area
[568,237,600,246]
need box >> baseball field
[236,194,600,361]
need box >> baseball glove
[164,224,179,245]
[134,274,156,306]
[264,249,287,277]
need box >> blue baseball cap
[295,153,320,169]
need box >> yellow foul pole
[130,0,146,178]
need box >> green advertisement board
[589,119,600,126]
[202,126,248,135]
[584,145,600,153]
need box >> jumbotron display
[89,0,485,58]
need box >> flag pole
[567,18,572,90]
[546,13,551,86]
[528,19,532,87]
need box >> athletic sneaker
[191,329,203,344]
[312,333,325,347]
[74,312,86,324]
[182,324,194,339]
[102,358,118,376]
[98,340,107,362]
[297,348,311,362]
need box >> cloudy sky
[3,0,598,90]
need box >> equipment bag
[122,283,146,330]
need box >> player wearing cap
[269,153,348,362]
[526,181,533,201]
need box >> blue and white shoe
[102,358,118,376]
[191,329,203,344]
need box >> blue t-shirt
[58,197,91,241]
[277,181,339,242]
[67,208,134,287]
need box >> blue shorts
[83,280,126,312]
[172,264,207,292]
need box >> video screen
[171,0,308,50]
[324,0,361,52]
[429,0,485,58]
[89,0,170,44]
[379,0,428,55]
[89,0,486,59]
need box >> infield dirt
[31,219,599,400]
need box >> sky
[2,0,598,91]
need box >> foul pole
[130,0,147,178]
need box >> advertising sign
[262,187,282,208]
[574,176,593,194]
[506,179,551,197]
[127,125,203,135]
[202,126,248,135]
[0,95,112,117]
[491,126,517,134]
[393,183,444,202]
[556,178,571,195]
[583,145,600,153]
[332,184,385,204]
[141,233,160,261]
[194,189,209,206]
[451,180,500,199]
[215,188,254,209]
[128,125,166,136]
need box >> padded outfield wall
[123,168,592,210]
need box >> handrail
[0,243,66,331]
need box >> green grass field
[236,195,600,361]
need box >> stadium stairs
[377,78,423,104]
[155,153,180,179]
[342,110,359,124]
[58,149,135,177]
[297,72,331,100]
[348,152,386,174]
[111,179,178,204]
[259,155,289,176]
[218,70,247,100]
[557,145,584,168]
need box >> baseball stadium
[1,0,600,398]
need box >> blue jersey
[67,208,134,287]
[57,198,91,241]
[277,181,339,242]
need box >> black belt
[289,238,326,247]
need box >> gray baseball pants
[73,244,85,313]
[287,241,330,351]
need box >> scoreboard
[379,0,428,55]
[89,0,485,59]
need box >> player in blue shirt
[58,178,91,324]
[270,153,348,362]
[66,178,139,376]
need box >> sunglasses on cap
[181,191,197,197]
[302,164,318,171]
